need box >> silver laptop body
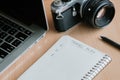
[0,0,48,72]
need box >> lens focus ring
[82,0,115,28]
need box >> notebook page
[18,35,111,80]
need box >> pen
[100,36,120,49]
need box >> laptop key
[0,21,4,28]
[18,26,26,32]
[0,32,7,39]
[0,42,15,53]
[0,39,3,44]
[1,25,11,32]
[0,48,8,58]
[8,28,18,35]
[12,39,21,47]
[15,32,28,41]
[5,36,14,43]
[24,30,32,35]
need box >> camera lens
[82,0,115,28]
[97,7,106,18]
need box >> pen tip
[99,35,104,39]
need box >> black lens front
[82,0,115,28]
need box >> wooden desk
[0,0,120,80]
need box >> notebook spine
[81,55,112,80]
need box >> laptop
[0,0,48,72]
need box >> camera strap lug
[56,12,64,20]
[72,7,77,17]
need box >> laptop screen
[0,0,47,29]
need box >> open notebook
[18,35,112,80]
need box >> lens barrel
[82,0,115,28]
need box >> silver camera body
[51,0,115,32]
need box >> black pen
[100,36,120,49]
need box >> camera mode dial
[54,0,63,6]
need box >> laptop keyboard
[0,15,33,59]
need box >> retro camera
[51,0,115,32]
